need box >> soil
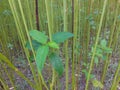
[0,49,120,90]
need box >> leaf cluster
[26,30,73,76]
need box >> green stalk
[45,0,55,90]
[72,0,79,89]
[39,73,49,90]
[0,53,35,88]
[63,0,69,90]
[45,0,52,41]
[101,1,119,83]
[114,75,120,90]
[51,0,54,34]
[35,0,40,30]
[26,0,34,29]
[85,0,108,89]
[8,1,39,89]
[110,60,120,90]
[0,77,9,90]
[2,62,16,90]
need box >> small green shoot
[26,30,73,76]
[89,39,112,65]
[92,79,104,89]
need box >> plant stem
[63,0,69,90]
[101,1,119,83]
[110,60,120,90]
[45,1,56,90]
[35,0,40,30]
[72,0,79,89]
[85,0,108,89]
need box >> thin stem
[101,1,119,83]
[35,0,40,30]
[85,0,108,89]
[0,53,35,88]
[45,1,55,90]
[110,60,120,90]
[63,0,69,90]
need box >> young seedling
[89,39,112,65]
[26,30,74,76]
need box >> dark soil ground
[0,49,120,90]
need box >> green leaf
[95,48,103,57]
[25,40,41,51]
[92,79,104,89]
[102,56,107,60]
[52,32,74,43]
[94,57,99,65]
[104,47,112,53]
[49,53,64,76]
[82,69,95,79]
[29,30,48,44]
[83,62,87,66]
[90,74,95,79]
[36,45,49,72]
[96,48,103,54]
[100,39,107,47]
[48,41,59,49]
[29,55,34,63]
